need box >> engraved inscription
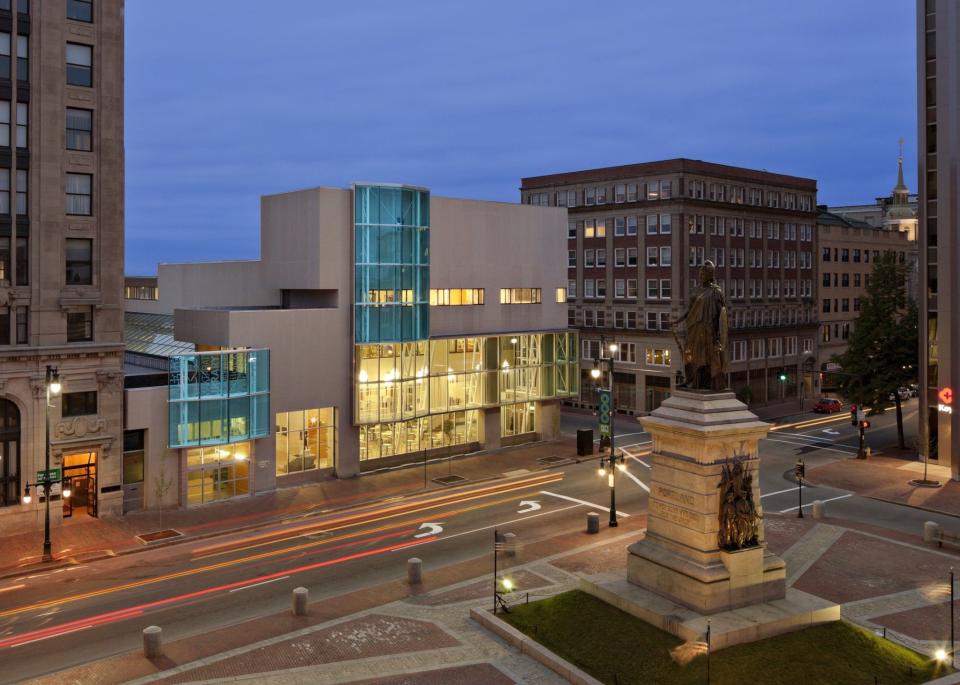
[654,484,696,508]
[650,500,699,527]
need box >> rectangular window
[66,107,92,151]
[67,0,92,22]
[646,279,658,299]
[0,236,7,282]
[646,181,660,200]
[660,279,671,300]
[429,288,484,306]
[0,100,8,146]
[66,173,92,215]
[614,279,625,298]
[596,279,606,298]
[15,169,25,215]
[584,280,594,299]
[66,307,93,341]
[555,287,565,303]
[499,288,541,304]
[65,237,92,285]
[615,184,625,203]
[0,168,7,214]
[0,33,9,79]
[614,248,625,267]
[646,215,658,235]
[596,186,607,204]
[276,407,337,475]
[626,215,637,236]
[626,248,637,267]
[568,221,577,239]
[645,348,671,366]
[568,250,576,268]
[627,184,637,202]
[646,312,657,330]
[62,390,97,417]
[647,247,658,267]
[15,305,26,344]
[16,35,26,82]
[660,246,671,266]
[66,43,92,87]
[660,214,671,234]
[614,217,624,236]
[15,235,26,285]
[15,102,25,148]
[584,249,594,268]
[596,249,606,267]
[567,279,576,299]
[584,219,595,238]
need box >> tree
[153,460,174,531]
[832,251,918,449]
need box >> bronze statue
[672,260,728,390]
[717,456,760,550]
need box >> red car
[813,397,844,413]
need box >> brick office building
[521,159,819,414]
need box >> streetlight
[593,337,621,527]
[794,458,805,519]
[21,366,62,562]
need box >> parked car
[813,397,844,413]
[888,387,911,401]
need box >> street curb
[0,448,584,582]
[470,607,603,685]
[862,494,960,520]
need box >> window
[646,312,657,330]
[596,186,607,204]
[276,408,336,475]
[822,299,830,313]
[731,340,746,362]
[583,309,595,327]
[660,246,672,266]
[614,342,636,363]
[767,338,781,357]
[661,181,672,199]
[0,100,8,146]
[626,216,637,236]
[614,217,625,236]
[0,169,7,214]
[65,238,92,285]
[841,273,849,288]
[499,288,541,304]
[125,285,159,300]
[67,0,92,22]
[429,288,484,306]
[627,279,637,298]
[15,35,25,82]
[627,184,637,202]
[568,309,576,327]
[14,305,25,344]
[62,390,97,417]
[66,108,92,151]
[646,279,658,299]
[15,236,26,285]
[15,169,25,215]
[584,280,594,299]
[66,173,92,215]
[615,184,625,203]
[15,102,25,148]
[645,348,671,367]
[596,279,606,297]
[584,219,595,238]
[0,33,9,79]
[614,248,625,267]
[568,221,576,240]
[660,214,672,234]
[647,247,658,267]
[582,339,601,360]
[596,249,606,267]
[568,250,576,268]
[585,187,595,206]
[841,248,849,263]
[567,279,576,299]
[646,215,658,235]
[614,311,625,329]
[626,248,637,267]
[66,43,92,87]
[752,339,765,359]
[614,279,625,298]
[660,279,671,300]
[822,247,830,262]
[555,287,565,303]
[584,249,595,268]
[0,236,7,282]
[66,307,93,341]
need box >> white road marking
[627,455,651,468]
[779,493,852,513]
[761,486,803,499]
[414,522,444,538]
[822,429,840,436]
[399,504,583,546]
[765,437,859,456]
[517,500,541,514]
[620,468,650,493]
[540,490,631,517]
[228,575,290,593]
[594,431,646,443]
[11,623,95,647]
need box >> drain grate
[432,474,467,486]
[537,455,568,466]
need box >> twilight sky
[125,0,916,275]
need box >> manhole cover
[432,475,467,486]
[537,456,567,465]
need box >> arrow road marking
[822,429,840,436]
[540,491,630,517]
[517,500,541,514]
[414,522,444,538]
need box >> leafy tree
[832,251,918,448]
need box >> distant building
[121,185,576,511]
[918,0,959,476]
[521,159,820,414]
[0,2,125,534]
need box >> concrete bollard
[811,500,825,519]
[407,557,422,585]
[142,625,163,658]
[292,587,309,616]
[503,533,517,557]
[924,521,940,544]
[587,512,600,534]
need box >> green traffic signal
[778,373,788,382]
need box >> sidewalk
[0,438,578,578]
[807,454,960,517]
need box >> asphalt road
[0,398,950,683]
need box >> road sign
[598,390,612,438]
[36,468,61,483]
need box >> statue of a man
[672,260,728,391]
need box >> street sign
[36,468,61,483]
[598,390,612,438]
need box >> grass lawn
[501,590,951,685]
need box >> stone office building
[521,159,820,415]
[0,1,124,534]
[122,184,577,511]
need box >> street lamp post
[22,366,62,562]
[592,338,622,527]
[794,458,805,519]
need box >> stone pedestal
[628,389,786,614]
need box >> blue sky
[125,0,917,274]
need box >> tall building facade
[521,160,819,414]
[918,0,959,476]
[0,0,125,532]
[121,185,575,511]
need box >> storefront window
[185,442,251,506]
[359,409,480,461]
[502,402,537,437]
[276,408,337,476]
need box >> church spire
[893,137,909,198]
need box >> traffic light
[850,405,858,426]
[862,420,871,430]
[778,371,788,382]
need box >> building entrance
[63,451,97,518]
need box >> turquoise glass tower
[354,184,430,343]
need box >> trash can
[577,429,593,456]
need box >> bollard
[407,557,422,585]
[292,587,309,616]
[811,500,824,519]
[142,625,163,658]
[924,521,940,544]
[587,512,600,534]
[503,532,517,557]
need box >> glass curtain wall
[354,185,430,344]
[186,442,251,506]
[359,409,480,461]
[169,349,270,449]
[355,332,578,425]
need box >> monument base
[580,573,840,651]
